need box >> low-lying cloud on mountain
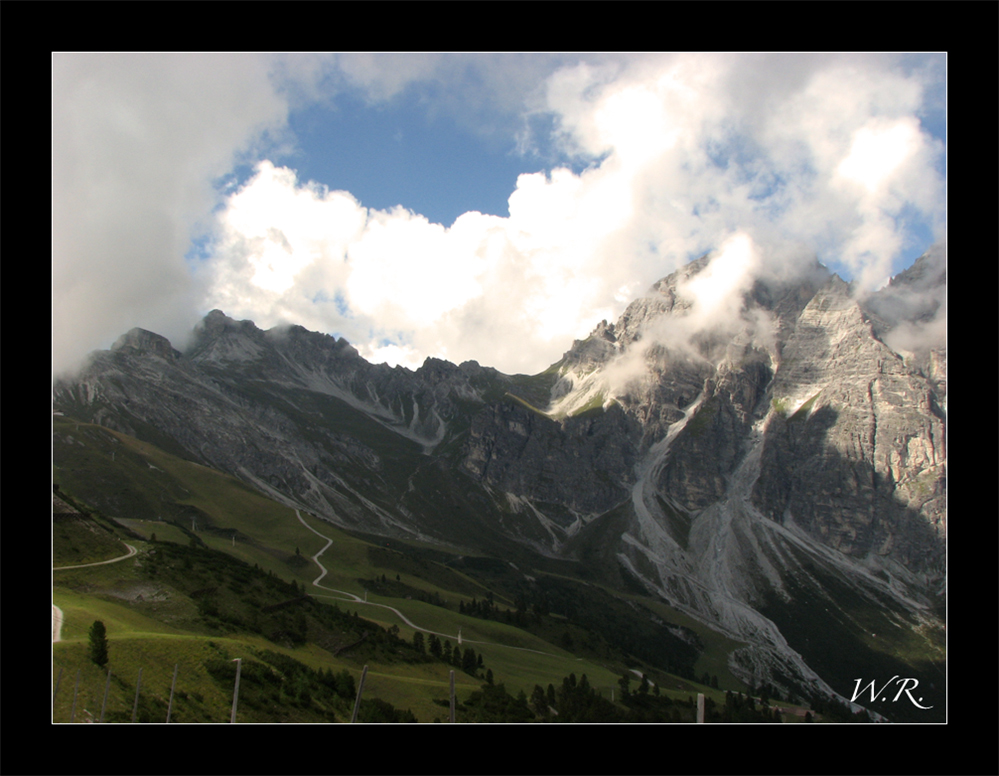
[53,53,945,378]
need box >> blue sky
[286,93,528,226]
[54,53,945,376]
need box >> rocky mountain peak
[110,327,180,360]
[187,310,271,365]
[887,243,945,291]
[862,245,946,340]
[197,309,261,337]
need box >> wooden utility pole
[697,692,705,723]
[351,665,368,722]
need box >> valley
[53,417,784,723]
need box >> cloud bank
[53,53,945,378]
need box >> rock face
[752,274,946,570]
[462,400,639,516]
[53,247,946,708]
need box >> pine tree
[89,620,109,667]
[531,684,548,716]
[462,647,477,675]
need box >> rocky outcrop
[461,399,639,515]
[110,327,181,360]
[752,274,946,572]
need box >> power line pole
[351,666,368,723]
[230,659,242,723]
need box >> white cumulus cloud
[54,53,945,379]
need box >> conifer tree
[462,647,477,675]
[89,620,109,667]
[531,685,548,716]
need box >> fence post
[70,670,80,723]
[449,670,456,723]
[53,667,64,710]
[132,668,143,723]
[350,665,368,723]
[230,659,242,723]
[697,692,705,723]
[166,664,179,723]
[100,669,112,722]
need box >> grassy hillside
[53,417,819,723]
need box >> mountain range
[52,244,946,719]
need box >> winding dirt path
[53,544,138,644]
[54,543,137,571]
[295,510,560,658]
